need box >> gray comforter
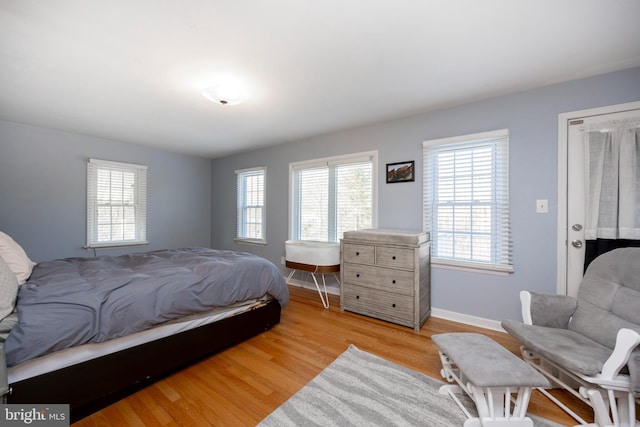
[4,248,289,367]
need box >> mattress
[5,247,289,366]
[8,297,266,384]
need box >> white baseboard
[285,277,505,333]
[430,308,505,333]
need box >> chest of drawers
[340,229,430,331]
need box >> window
[236,166,266,244]
[87,159,147,248]
[290,152,377,242]
[423,130,512,274]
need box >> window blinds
[296,166,329,241]
[87,159,147,248]
[335,162,373,239]
[291,153,375,242]
[423,131,512,272]
[236,167,266,242]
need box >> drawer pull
[356,273,360,278]
[356,295,360,299]
[356,252,360,256]
[392,280,396,284]
[392,256,396,260]
[392,303,396,308]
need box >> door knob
[571,240,583,248]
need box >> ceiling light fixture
[201,82,248,106]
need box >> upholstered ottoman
[432,333,549,427]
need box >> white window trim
[288,151,378,241]
[423,129,513,275]
[430,258,513,276]
[235,166,267,245]
[86,158,148,249]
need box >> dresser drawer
[342,263,414,295]
[375,246,414,269]
[342,243,375,264]
[342,285,414,326]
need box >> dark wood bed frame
[7,298,282,423]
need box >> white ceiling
[2,1,640,159]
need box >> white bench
[432,333,550,427]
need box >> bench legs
[438,350,536,427]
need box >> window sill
[85,241,149,249]
[235,238,267,246]
[431,257,513,276]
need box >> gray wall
[210,67,640,322]
[0,121,212,262]
[1,68,639,323]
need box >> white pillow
[0,231,36,284]
[0,255,19,321]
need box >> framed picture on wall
[386,161,414,183]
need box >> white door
[561,103,640,297]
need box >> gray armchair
[502,248,640,427]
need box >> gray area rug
[258,344,565,427]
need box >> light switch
[536,199,548,213]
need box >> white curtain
[583,119,640,240]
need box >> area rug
[258,344,564,427]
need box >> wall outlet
[536,199,548,213]
[280,256,285,265]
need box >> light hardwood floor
[73,285,594,426]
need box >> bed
[0,234,289,422]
